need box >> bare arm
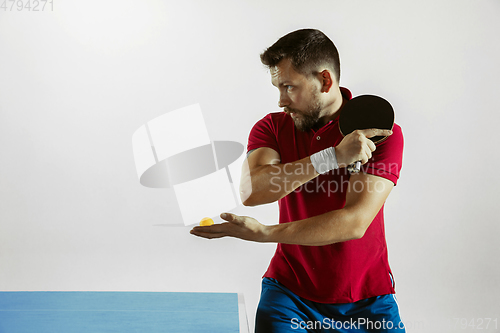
[240,128,393,206]
[239,147,318,206]
[263,173,394,245]
[191,173,394,246]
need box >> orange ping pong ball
[199,217,214,226]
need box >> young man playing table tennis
[191,29,404,332]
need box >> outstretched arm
[191,172,394,246]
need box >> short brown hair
[260,29,340,81]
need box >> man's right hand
[335,129,393,167]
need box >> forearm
[191,174,392,245]
[240,155,319,206]
[262,207,366,246]
[260,175,392,246]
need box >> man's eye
[286,85,293,91]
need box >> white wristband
[310,147,339,174]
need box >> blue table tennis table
[0,291,249,332]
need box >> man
[190,29,404,332]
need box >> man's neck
[314,87,346,129]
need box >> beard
[284,90,323,132]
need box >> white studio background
[1,1,499,332]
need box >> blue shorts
[255,278,405,332]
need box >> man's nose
[278,94,290,108]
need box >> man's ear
[319,70,334,93]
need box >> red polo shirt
[247,87,404,303]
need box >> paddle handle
[348,161,361,174]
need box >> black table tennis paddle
[338,95,394,173]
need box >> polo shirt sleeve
[361,123,404,185]
[247,113,280,155]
